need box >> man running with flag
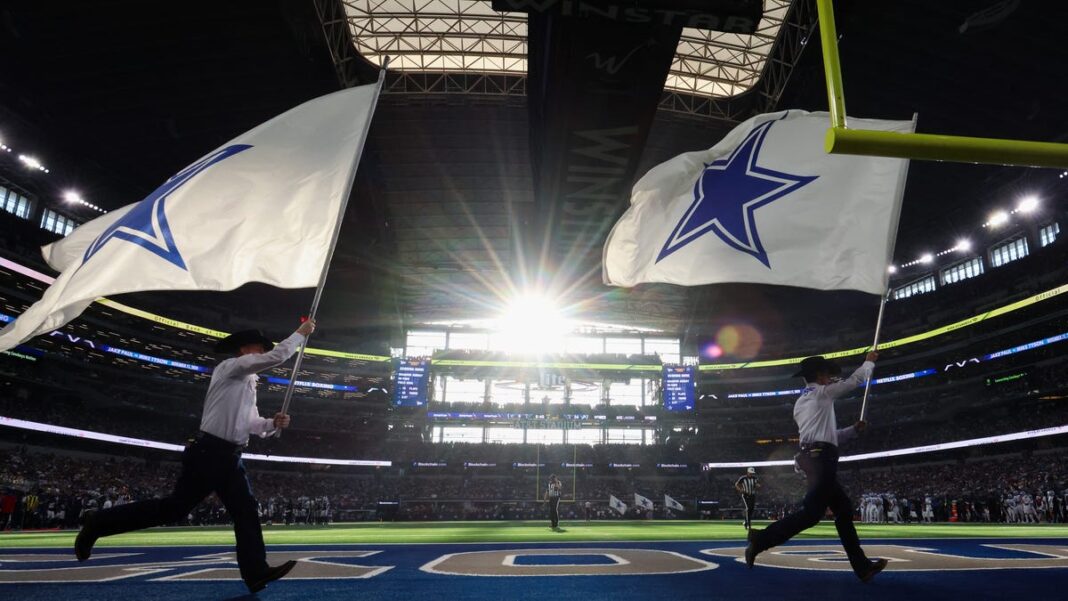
[735,467,760,530]
[744,353,888,583]
[76,318,315,592]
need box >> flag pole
[858,288,891,421]
[276,58,391,432]
[858,112,916,423]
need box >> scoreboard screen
[662,365,695,411]
[393,358,430,407]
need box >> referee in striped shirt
[544,475,562,531]
[735,468,760,530]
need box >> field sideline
[3,520,1067,548]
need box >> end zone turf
[2,523,1068,600]
[2,520,1067,548]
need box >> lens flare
[715,323,763,360]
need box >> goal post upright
[815,0,1068,169]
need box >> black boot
[744,528,762,569]
[245,560,298,593]
[74,510,99,562]
[858,558,888,583]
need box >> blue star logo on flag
[656,117,817,268]
[82,144,253,271]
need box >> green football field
[2,520,1067,549]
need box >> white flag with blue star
[634,493,655,511]
[664,494,685,512]
[603,110,914,294]
[0,83,380,351]
[609,495,628,515]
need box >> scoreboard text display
[393,358,430,407]
[662,365,695,411]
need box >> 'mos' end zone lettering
[420,548,717,576]
[703,544,1068,571]
[0,551,391,584]
[6,543,1068,584]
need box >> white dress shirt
[199,331,305,445]
[793,361,874,447]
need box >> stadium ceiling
[327,0,816,120]
[4,0,1066,343]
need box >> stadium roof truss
[328,0,817,121]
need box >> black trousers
[87,435,268,582]
[753,445,871,575]
[549,497,560,528]
[741,494,756,529]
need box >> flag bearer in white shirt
[75,319,315,593]
[745,353,888,583]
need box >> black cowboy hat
[792,356,842,379]
[214,329,274,354]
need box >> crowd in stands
[2,440,1066,528]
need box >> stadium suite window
[526,428,564,445]
[489,379,527,405]
[531,385,566,404]
[448,331,489,351]
[608,379,644,407]
[940,256,984,286]
[565,335,603,355]
[485,427,525,444]
[441,377,485,403]
[567,428,603,445]
[605,336,642,355]
[437,426,483,443]
[0,186,32,220]
[606,428,644,445]
[644,337,681,364]
[892,275,936,300]
[405,330,446,358]
[989,236,1029,268]
[569,380,603,405]
[1040,222,1060,247]
[40,208,77,236]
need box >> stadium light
[64,190,82,204]
[955,239,972,252]
[887,265,897,274]
[18,154,47,172]
[919,253,933,264]
[496,293,568,355]
[1017,195,1039,213]
[986,210,1009,228]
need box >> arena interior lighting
[919,253,933,264]
[0,416,391,466]
[702,423,1068,469]
[495,293,568,355]
[986,210,1010,227]
[955,239,972,251]
[18,154,48,173]
[1017,195,1039,213]
[63,189,106,213]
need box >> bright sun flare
[495,294,568,355]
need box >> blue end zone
[512,554,618,565]
[1,539,1066,600]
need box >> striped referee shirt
[547,481,561,498]
[736,475,758,496]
